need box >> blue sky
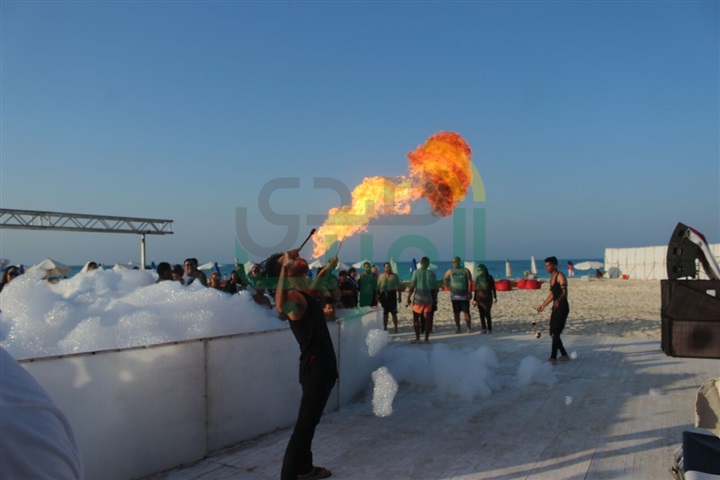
[1,1,718,266]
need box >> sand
[389,278,661,339]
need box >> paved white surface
[144,332,719,480]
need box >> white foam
[0,269,286,359]
[365,329,390,357]
[371,366,398,417]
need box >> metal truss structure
[0,209,174,268]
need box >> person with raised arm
[274,248,338,480]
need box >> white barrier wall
[20,308,381,480]
[604,244,720,280]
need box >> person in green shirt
[358,262,378,307]
[473,264,497,333]
[443,256,473,333]
[405,257,437,343]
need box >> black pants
[549,303,569,359]
[476,301,492,331]
[281,362,337,479]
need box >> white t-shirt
[0,347,84,479]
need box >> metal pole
[140,233,146,270]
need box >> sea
[53,258,602,282]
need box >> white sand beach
[394,278,661,339]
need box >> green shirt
[447,267,469,299]
[410,268,436,304]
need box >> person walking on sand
[443,256,473,333]
[377,262,402,333]
[567,261,574,278]
[406,257,437,343]
[473,264,497,333]
[274,249,338,480]
[537,256,570,364]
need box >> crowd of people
[1,255,569,358]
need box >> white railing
[20,308,382,480]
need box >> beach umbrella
[336,261,351,271]
[574,261,603,271]
[308,259,323,269]
[243,261,254,274]
[112,263,127,270]
[505,259,512,278]
[530,256,538,275]
[464,261,476,274]
[30,258,72,279]
[198,262,215,271]
[428,263,438,271]
[390,257,399,275]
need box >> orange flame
[312,131,472,259]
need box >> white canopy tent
[604,244,720,280]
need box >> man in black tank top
[275,249,338,480]
[536,256,570,364]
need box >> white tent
[30,258,72,279]
[352,259,373,269]
[604,244,720,280]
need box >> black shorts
[452,299,470,314]
[380,292,398,314]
